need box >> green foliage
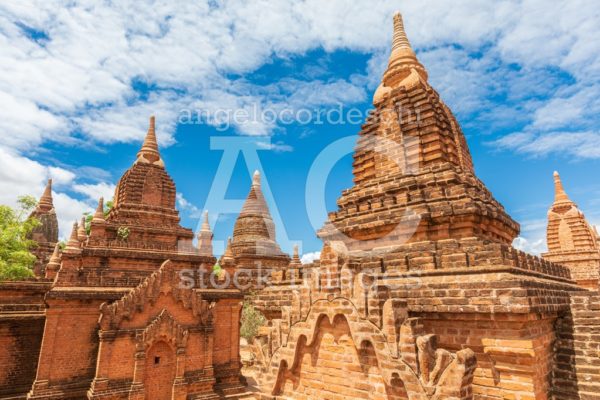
[0,196,40,280]
[240,301,266,341]
[105,200,114,215]
[213,262,223,277]
[17,195,38,213]
[117,226,130,241]
[84,213,92,235]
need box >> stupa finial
[201,210,211,232]
[252,170,261,186]
[553,171,572,204]
[392,12,412,52]
[37,179,54,212]
[379,11,428,91]
[65,221,80,250]
[92,197,105,223]
[136,115,164,166]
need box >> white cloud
[256,140,293,153]
[0,0,598,160]
[512,236,547,255]
[52,192,93,241]
[176,192,202,218]
[496,0,600,79]
[0,147,69,205]
[495,131,600,159]
[301,251,321,264]
[512,217,549,255]
[72,182,116,203]
[0,147,97,239]
[0,0,396,151]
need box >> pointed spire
[252,170,261,186]
[136,115,163,166]
[92,197,106,223]
[225,237,233,256]
[391,12,411,53]
[197,211,214,256]
[201,210,211,232]
[47,243,61,268]
[77,217,87,241]
[290,244,301,267]
[382,11,427,88]
[65,221,81,251]
[220,236,234,264]
[232,170,287,258]
[553,171,572,204]
[50,242,60,262]
[44,243,62,279]
[288,244,302,281]
[239,171,270,218]
[37,179,54,212]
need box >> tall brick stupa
[247,12,597,400]
[318,13,519,252]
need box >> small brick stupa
[229,171,290,290]
[28,179,59,277]
[543,171,600,289]
[197,211,214,257]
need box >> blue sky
[1,1,599,260]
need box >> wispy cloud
[176,192,202,219]
[494,131,600,159]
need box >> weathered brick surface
[552,292,600,400]
[0,282,51,399]
[249,243,478,400]
[275,314,409,400]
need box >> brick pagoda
[28,179,59,277]
[1,117,247,400]
[244,12,600,400]
[542,171,600,289]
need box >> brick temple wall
[275,314,409,400]
[0,316,46,399]
[212,298,244,395]
[0,281,51,399]
[418,313,556,400]
[552,291,600,400]
[30,297,107,399]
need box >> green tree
[0,196,40,280]
[240,301,266,341]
